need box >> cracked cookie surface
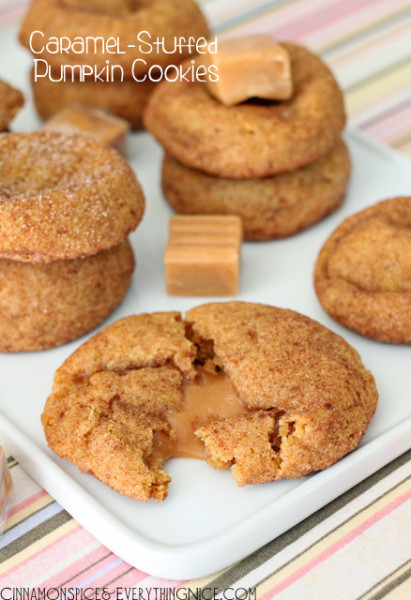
[314,197,411,344]
[42,302,377,501]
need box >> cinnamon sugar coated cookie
[314,197,411,344]
[42,302,377,501]
[0,131,144,263]
[0,79,24,130]
[144,44,346,179]
[0,240,134,352]
[162,140,351,240]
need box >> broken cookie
[42,302,378,501]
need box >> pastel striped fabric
[2,453,410,596]
[1,0,411,597]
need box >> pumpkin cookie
[144,44,346,179]
[0,240,134,352]
[32,68,156,130]
[0,131,144,262]
[314,197,411,344]
[42,302,377,501]
[162,140,351,240]
[0,79,24,131]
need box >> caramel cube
[44,105,129,155]
[165,215,242,296]
[203,34,293,106]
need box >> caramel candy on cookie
[44,105,129,155]
[203,34,293,106]
[165,215,242,296]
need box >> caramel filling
[152,370,248,462]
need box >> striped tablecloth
[0,0,410,597]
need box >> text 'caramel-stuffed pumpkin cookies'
[314,197,411,344]
[143,44,346,179]
[42,302,378,502]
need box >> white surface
[0,25,411,580]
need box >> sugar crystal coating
[0,131,144,263]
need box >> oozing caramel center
[152,369,248,461]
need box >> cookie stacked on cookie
[19,0,210,129]
[0,131,145,352]
[144,41,350,240]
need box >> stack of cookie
[0,131,145,352]
[144,40,350,240]
[18,0,210,129]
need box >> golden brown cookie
[0,131,144,263]
[314,197,411,344]
[0,79,24,131]
[42,301,377,501]
[162,140,351,240]
[0,240,134,352]
[19,0,210,76]
[143,44,346,179]
[32,69,156,130]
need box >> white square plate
[0,25,410,580]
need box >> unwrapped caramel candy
[165,215,242,296]
[203,34,293,106]
[44,105,129,155]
